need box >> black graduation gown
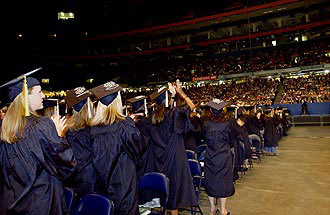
[184,116,203,152]
[150,107,197,210]
[263,117,279,147]
[203,121,235,198]
[65,126,98,200]
[230,120,253,160]
[245,116,261,137]
[0,116,76,215]
[91,117,140,215]
[135,116,154,180]
[228,120,241,171]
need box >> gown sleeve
[31,117,76,180]
[172,106,193,135]
[119,117,141,165]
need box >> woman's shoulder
[25,116,54,131]
[90,117,135,136]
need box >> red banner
[192,75,218,81]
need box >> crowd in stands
[151,41,330,82]
[185,78,279,106]
[120,72,330,108]
[281,73,330,104]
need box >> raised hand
[168,82,176,98]
[51,115,68,137]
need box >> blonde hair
[152,103,166,125]
[91,96,125,126]
[68,98,94,131]
[1,90,39,143]
[43,106,56,118]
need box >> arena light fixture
[325,70,329,74]
[58,12,75,20]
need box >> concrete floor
[181,126,330,215]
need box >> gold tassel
[22,76,30,116]
[87,98,92,118]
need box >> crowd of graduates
[0,71,290,215]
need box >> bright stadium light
[325,70,329,74]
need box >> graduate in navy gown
[263,108,279,155]
[125,95,153,180]
[0,69,76,215]
[89,81,141,215]
[64,87,98,200]
[203,99,234,215]
[148,81,197,215]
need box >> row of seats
[63,188,114,215]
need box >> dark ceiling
[16,0,259,37]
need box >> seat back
[138,172,170,209]
[186,150,198,160]
[74,193,114,215]
[198,150,206,162]
[188,159,202,177]
[64,187,74,212]
[188,159,202,201]
[196,144,207,156]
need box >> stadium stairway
[274,83,284,104]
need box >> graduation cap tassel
[254,105,257,113]
[165,91,168,108]
[56,100,60,117]
[22,76,30,117]
[118,91,124,113]
[87,98,92,119]
[144,98,148,115]
[234,107,238,119]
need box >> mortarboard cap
[149,86,168,107]
[42,98,60,116]
[0,68,42,101]
[126,95,148,115]
[43,99,58,108]
[206,98,228,115]
[264,108,273,114]
[64,87,90,112]
[89,81,122,106]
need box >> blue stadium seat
[138,172,170,215]
[64,187,75,213]
[186,150,198,160]
[73,193,114,215]
[196,144,207,157]
[188,159,203,215]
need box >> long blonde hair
[152,103,166,125]
[68,98,94,131]
[91,96,125,126]
[1,91,39,143]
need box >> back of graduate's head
[0,68,44,143]
[149,87,168,125]
[89,81,125,126]
[65,87,94,131]
[236,108,246,126]
[206,98,228,122]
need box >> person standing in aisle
[148,81,197,215]
[203,99,234,215]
